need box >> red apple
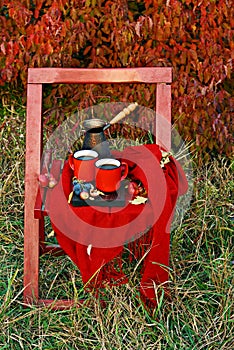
[48,175,58,188]
[80,191,89,200]
[128,181,139,196]
[38,174,49,187]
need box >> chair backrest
[25,66,172,187]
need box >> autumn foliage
[0,0,233,158]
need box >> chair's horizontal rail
[28,67,172,84]
[35,298,107,310]
[40,244,65,256]
[37,299,81,310]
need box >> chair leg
[23,213,40,304]
[24,83,42,305]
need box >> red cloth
[47,144,188,306]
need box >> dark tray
[71,182,126,207]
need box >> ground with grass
[0,98,233,349]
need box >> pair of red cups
[69,150,128,193]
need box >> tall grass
[0,97,233,349]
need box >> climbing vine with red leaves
[0,0,233,158]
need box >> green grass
[0,97,233,349]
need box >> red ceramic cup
[95,158,128,193]
[68,150,98,181]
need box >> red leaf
[0,43,6,55]
[83,46,92,55]
[44,42,53,55]
[13,42,19,55]
[34,9,39,19]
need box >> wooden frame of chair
[24,67,172,309]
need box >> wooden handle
[109,102,138,125]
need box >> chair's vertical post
[156,84,171,151]
[154,81,172,286]
[24,82,43,304]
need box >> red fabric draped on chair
[46,144,188,306]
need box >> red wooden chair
[24,67,172,308]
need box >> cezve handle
[103,102,138,130]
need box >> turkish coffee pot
[82,103,138,158]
